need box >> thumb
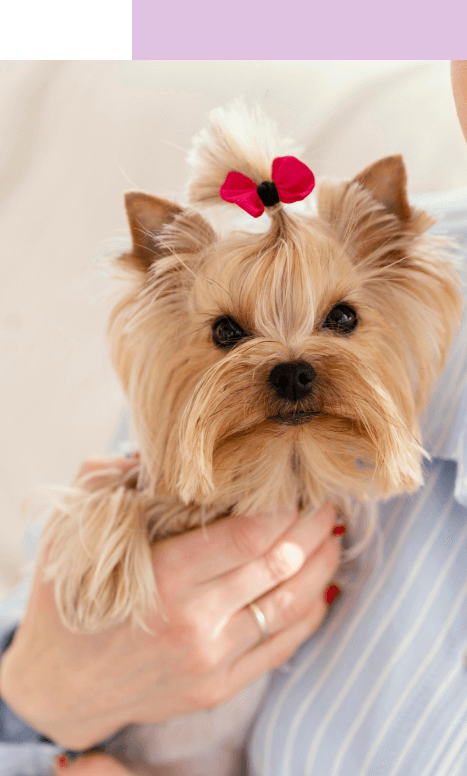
[54,753,135,775]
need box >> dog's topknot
[187,99,302,215]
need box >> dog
[38,101,463,775]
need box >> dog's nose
[268,361,316,401]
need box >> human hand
[54,752,136,775]
[52,625,147,776]
[0,455,341,752]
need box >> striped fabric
[1,189,467,776]
[247,458,467,776]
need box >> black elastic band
[256,180,280,207]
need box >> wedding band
[248,602,270,641]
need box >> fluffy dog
[38,102,463,774]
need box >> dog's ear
[351,155,411,222]
[318,155,434,265]
[123,192,215,272]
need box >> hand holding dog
[0,456,340,754]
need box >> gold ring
[248,602,270,641]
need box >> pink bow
[219,156,315,218]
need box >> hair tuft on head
[187,100,302,211]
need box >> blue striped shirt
[1,189,467,776]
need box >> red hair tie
[219,156,315,218]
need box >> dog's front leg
[39,464,156,634]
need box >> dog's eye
[212,316,248,349]
[322,304,358,334]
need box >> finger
[76,453,139,476]
[74,454,140,489]
[207,503,337,618]
[226,536,340,658]
[55,753,135,775]
[152,505,302,587]
[39,455,138,547]
[37,455,140,565]
[226,608,330,699]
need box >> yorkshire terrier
[38,102,463,775]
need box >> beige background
[1,60,467,600]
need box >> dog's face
[109,157,462,515]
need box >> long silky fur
[38,103,463,634]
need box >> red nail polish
[324,584,340,605]
[56,755,69,769]
[332,523,346,537]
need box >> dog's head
[109,105,462,516]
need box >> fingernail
[324,584,341,605]
[332,523,346,537]
[55,755,69,769]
